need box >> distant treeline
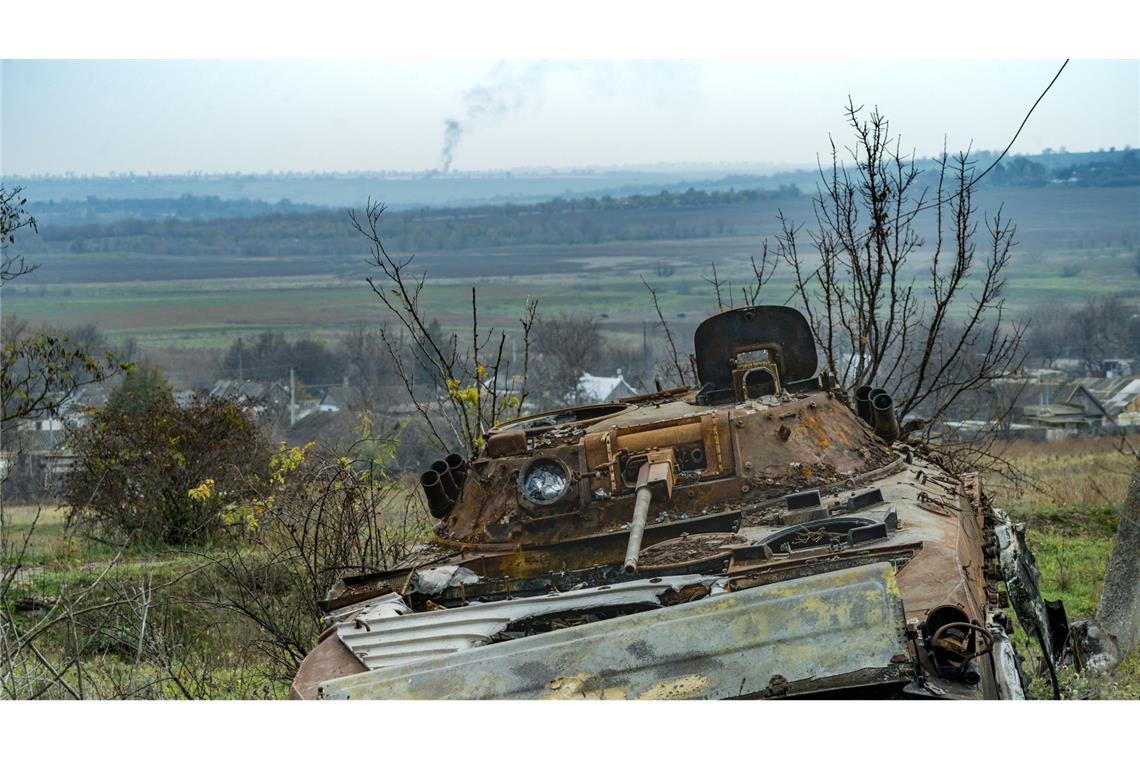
[26,185,802,257]
[493,185,802,213]
[16,149,1139,259]
[26,194,325,227]
[13,167,808,211]
[982,149,1139,188]
[12,146,1135,214]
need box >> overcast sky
[2,59,1136,176]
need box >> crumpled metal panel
[990,625,1028,700]
[406,565,480,596]
[336,575,717,672]
[320,562,908,700]
[994,510,1057,664]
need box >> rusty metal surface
[290,631,367,700]
[317,562,909,700]
[306,451,1007,699]
[447,509,743,581]
[637,532,745,571]
[725,457,988,628]
[434,391,893,552]
[294,306,1053,700]
[692,305,819,400]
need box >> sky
[1,59,1137,176]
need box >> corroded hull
[293,306,1058,700]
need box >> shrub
[205,441,430,677]
[66,369,272,545]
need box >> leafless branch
[641,276,690,387]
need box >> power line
[782,58,1071,305]
[916,58,1070,215]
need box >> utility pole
[237,337,244,382]
[289,367,296,427]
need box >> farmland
[4,183,1138,382]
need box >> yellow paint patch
[883,566,902,599]
[804,414,831,448]
[637,673,710,700]
[544,672,626,700]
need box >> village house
[209,378,291,423]
[1013,374,1140,437]
[0,382,116,497]
[1062,375,1140,429]
[576,371,638,404]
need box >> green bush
[66,367,272,545]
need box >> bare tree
[702,261,729,311]
[641,276,692,387]
[1069,296,1134,375]
[532,313,604,406]
[776,102,1024,425]
[740,244,777,307]
[1022,303,1074,369]
[338,322,400,410]
[351,200,537,456]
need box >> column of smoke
[438,62,695,173]
[441,120,463,173]
[439,62,551,173]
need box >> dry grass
[988,436,1133,516]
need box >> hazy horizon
[3,149,1130,182]
[3,59,1137,177]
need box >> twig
[641,276,689,386]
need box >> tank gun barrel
[622,449,677,573]
[623,486,654,573]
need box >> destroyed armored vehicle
[293,305,1064,700]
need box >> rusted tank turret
[292,305,1063,700]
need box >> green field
[1,183,1136,389]
[7,242,1138,370]
[8,210,1139,340]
